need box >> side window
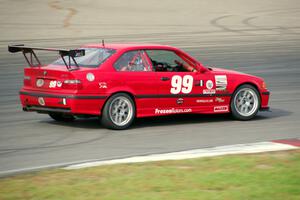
[114,50,151,71]
[145,50,197,72]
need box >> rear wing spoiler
[8,44,85,70]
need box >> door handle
[161,77,170,81]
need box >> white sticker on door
[215,75,227,90]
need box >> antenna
[102,39,105,47]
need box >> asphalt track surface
[0,0,300,176]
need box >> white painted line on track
[64,141,298,170]
[0,158,104,177]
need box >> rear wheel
[231,84,261,120]
[48,112,75,122]
[101,93,135,130]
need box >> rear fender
[101,86,136,115]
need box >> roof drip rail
[8,44,85,71]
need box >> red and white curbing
[64,138,300,170]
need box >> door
[112,50,160,117]
[145,49,215,114]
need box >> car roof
[82,43,176,51]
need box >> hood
[209,67,247,75]
[208,67,264,82]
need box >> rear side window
[52,48,116,68]
[114,50,151,71]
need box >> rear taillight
[24,76,31,86]
[64,80,81,84]
[63,79,82,89]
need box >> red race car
[8,43,270,129]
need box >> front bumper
[260,90,270,109]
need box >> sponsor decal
[215,75,227,90]
[49,80,57,88]
[36,79,44,87]
[203,89,216,94]
[176,98,184,104]
[56,81,62,87]
[38,97,45,106]
[214,106,228,112]
[215,97,225,103]
[86,73,95,82]
[196,99,213,103]
[99,82,107,89]
[155,108,192,114]
[206,80,214,89]
[49,80,63,88]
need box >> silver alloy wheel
[108,96,133,126]
[233,88,259,117]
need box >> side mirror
[200,67,208,73]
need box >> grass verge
[0,150,300,200]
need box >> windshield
[52,48,116,68]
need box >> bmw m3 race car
[8,43,270,129]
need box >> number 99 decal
[170,75,193,94]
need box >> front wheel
[101,93,135,130]
[231,84,261,120]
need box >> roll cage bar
[8,44,85,71]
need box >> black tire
[101,93,135,130]
[230,84,261,120]
[48,112,75,122]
